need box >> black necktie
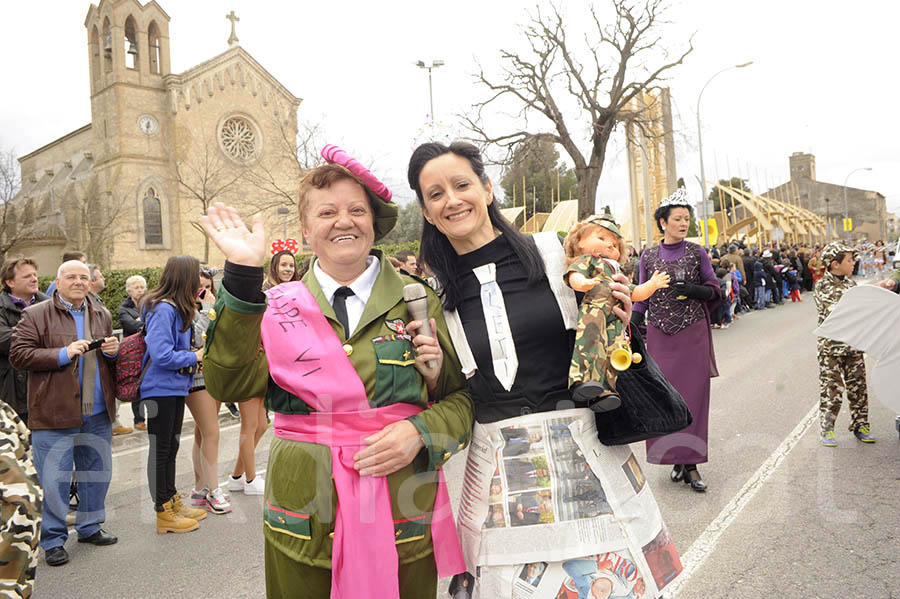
[332,286,355,339]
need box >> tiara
[659,188,691,208]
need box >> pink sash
[260,282,464,599]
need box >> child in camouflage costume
[563,215,669,411]
[814,241,875,446]
[0,399,41,598]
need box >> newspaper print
[457,408,682,599]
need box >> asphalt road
[32,283,899,598]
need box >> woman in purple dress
[631,189,720,492]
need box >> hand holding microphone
[402,283,442,382]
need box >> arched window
[148,21,161,74]
[142,187,163,245]
[90,26,100,87]
[102,17,112,73]
[124,16,138,70]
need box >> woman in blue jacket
[140,256,207,534]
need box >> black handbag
[594,326,693,445]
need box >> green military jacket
[202,251,473,569]
[891,268,900,291]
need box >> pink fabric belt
[274,405,464,599]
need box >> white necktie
[472,263,518,391]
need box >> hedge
[39,268,163,331]
[38,240,421,331]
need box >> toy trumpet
[610,339,642,371]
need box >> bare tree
[70,172,134,268]
[169,127,251,263]
[0,148,41,261]
[465,1,692,218]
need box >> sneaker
[206,488,232,514]
[225,403,240,419]
[190,487,210,508]
[243,476,265,496]
[820,430,838,447]
[854,426,876,443]
[226,474,245,493]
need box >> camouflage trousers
[0,401,42,599]
[817,348,869,432]
[569,293,626,394]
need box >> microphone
[402,283,438,369]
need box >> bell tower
[84,0,172,164]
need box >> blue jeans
[31,411,112,550]
[755,286,767,310]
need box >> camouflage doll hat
[822,241,856,266]
[584,213,623,238]
[320,144,398,242]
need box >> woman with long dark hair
[186,268,231,515]
[140,255,208,533]
[264,241,304,290]
[409,141,680,598]
[632,189,720,492]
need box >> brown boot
[156,499,199,534]
[172,492,207,521]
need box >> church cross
[226,11,240,47]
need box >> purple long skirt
[644,318,717,465]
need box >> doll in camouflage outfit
[0,399,42,598]
[814,241,875,446]
[563,215,670,411]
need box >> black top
[455,234,575,423]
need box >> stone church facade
[14,0,301,275]
[767,153,887,242]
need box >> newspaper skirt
[458,408,682,599]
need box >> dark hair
[268,250,300,286]
[140,255,200,332]
[395,250,416,263]
[1,258,37,292]
[62,250,87,262]
[407,141,545,310]
[653,204,694,233]
[715,267,728,278]
[829,251,848,269]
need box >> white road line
[667,402,818,597]
[110,421,244,459]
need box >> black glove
[672,280,713,301]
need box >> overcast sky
[3,0,898,221]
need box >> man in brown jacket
[10,260,120,567]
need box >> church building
[13,0,302,273]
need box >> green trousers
[265,541,438,599]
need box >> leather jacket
[9,293,116,430]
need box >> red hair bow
[270,238,299,255]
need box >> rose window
[219,117,257,161]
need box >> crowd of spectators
[627,237,896,331]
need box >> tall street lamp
[842,167,872,240]
[415,59,444,121]
[696,61,753,247]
